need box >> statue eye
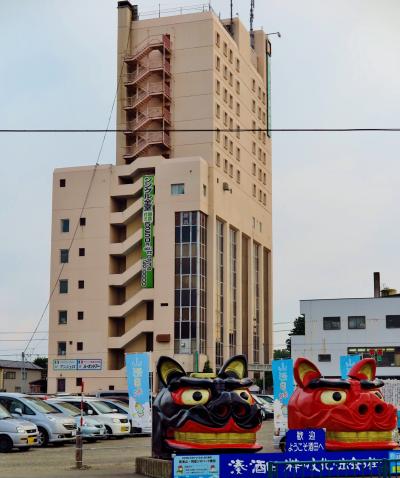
[320,390,347,405]
[181,389,210,406]
[233,389,254,404]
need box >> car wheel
[0,435,13,453]
[37,427,49,447]
[105,425,113,439]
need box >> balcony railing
[124,34,171,64]
[124,131,171,158]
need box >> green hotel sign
[141,175,154,288]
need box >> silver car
[0,403,38,452]
[0,393,76,447]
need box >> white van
[0,402,38,452]
[57,397,130,437]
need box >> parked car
[94,391,129,404]
[0,402,38,452]
[47,400,105,441]
[57,397,130,438]
[257,394,274,405]
[252,394,274,420]
[0,393,76,447]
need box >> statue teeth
[174,431,256,444]
[326,431,394,442]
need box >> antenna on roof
[250,0,255,48]
[230,0,233,27]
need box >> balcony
[124,34,171,65]
[123,82,171,111]
[125,107,171,134]
[124,61,171,87]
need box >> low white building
[292,295,400,378]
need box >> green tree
[285,315,305,355]
[273,348,290,359]
[33,357,48,370]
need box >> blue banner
[272,359,295,432]
[126,352,151,430]
[340,354,362,379]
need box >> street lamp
[266,32,281,38]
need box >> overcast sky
[1,1,400,359]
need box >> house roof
[0,360,42,371]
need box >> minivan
[0,402,38,452]
[0,393,76,447]
[57,397,130,437]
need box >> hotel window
[253,243,260,363]
[223,135,228,149]
[252,184,256,197]
[252,100,256,113]
[229,95,233,109]
[223,88,228,103]
[77,342,83,351]
[236,124,240,139]
[76,378,83,387]
[80,217,86,226]
[229,72,233,86]
[77,311,84,320]
[236,58,240,71]
[216,103,220,118]
[258,168,262,181]
[57,378,66,393]
[223,66,228,79]
[223,42,227,56]
[216,152,221,167]
[78,280,85,289]
[236,170,241,183]
[229,140,233,154]
[229,229,237,356]
[224,112,228,126]
[61,219,70,233]
[262,91,266,103]
[252,163,256,175]
[229,49,233,63]
[236,147,240,161]
[252,142,256,154]
[236,80,240,94]
[252,79,256,91]
[259,190,262,202]
[224,159,228,173]
[216,80,220,94]
[263,193,267,205]
[58,310,67,325]
[263,173,266,185]
[258,148,262,161]
[323,317,341,330]
[229,118,233,130]
[60,249,69,264]
[216,220,224,368]
[59,279,68,294]
[216,32,220,46]
[79,248,85,257]
[171,183,185,195]
[386,315,400,328]
[216,56,220,71]
[216,129,220,142]
[236,102,240,116]
[263,152,266,164]
[59,179,66,187]
[252,120,256,134]
[348,316,366,329]
[57,342,66,356]
[258,86,262,98]
[174,212,207,355]
[229,164,233,177]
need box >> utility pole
[21,352,26,393]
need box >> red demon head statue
[288,357,397,450]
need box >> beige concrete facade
[48,3,272,393]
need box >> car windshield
[24,397,60,414]
[51,402,82,417]
[90,401,116,414]
[0,403,12,419]
[106,401,128,413]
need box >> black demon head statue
[152,355,263,458]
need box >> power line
[23,25,133,356]
[1,128,400,133]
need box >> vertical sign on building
[126,352,151,430]
[272,359,294,433]
[141,175,154,288]
[266,39,272,137]
[340,354,361,379]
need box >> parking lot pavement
[0,420,276,478]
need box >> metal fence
[266,458,400,478]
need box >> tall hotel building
[48,2,273,393]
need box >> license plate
[121,426,129,432]
[28,437,36,445]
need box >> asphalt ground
[0,419,276,478]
